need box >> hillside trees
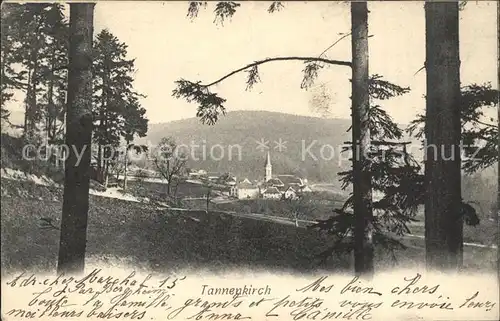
[28,5,67,141]
[41,9,69,146]
[1,4,25,122]
[0,3,68,142]
[1,4,148,174]
[2,3,148,272]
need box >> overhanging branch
[203,56,352,87]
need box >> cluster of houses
[188,152,312,200]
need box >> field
[125,179,208,202]
[1,178,497,276]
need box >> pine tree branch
[33,64,68,82]
[202,56,352,88]
[472,118,496,129]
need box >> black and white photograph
[1,1,499,320]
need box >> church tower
[265,151,272,181]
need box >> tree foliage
[153,137,188,197]
[309,78,418,263]
[1,3,68,141]
[407,83,498,173]
[3,5,149,182]
[186,1,285,23]
[92,29,149,178]
[1,4,25,121]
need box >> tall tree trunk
[57,3,95,275]
[424,1,463,271]
[46,49,56,144]
[46,85,54,145]
[24,69,32,137]
[97,90,105,174]
[28,49,39,138]
[351,1,374,277]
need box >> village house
[207,172,222,182]
[261,186,282,199]
[188,169,207,180]
[234,178,259,199]
[284,186,297,200]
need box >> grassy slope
[1,179,496,275]
[1,133,65,183]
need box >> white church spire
[265,151,272,181]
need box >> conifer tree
[174,1,410,276]
[92,29,147,185]
[1,4,26,122]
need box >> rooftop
[277,174,303,186]
[263,186,281,194]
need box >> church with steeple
[265,151,272,182]
[231,151,312,200]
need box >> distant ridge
[138,111,353,184]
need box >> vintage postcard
[1,1,499,320]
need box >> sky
[6,1,499,126]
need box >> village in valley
[186,151,312,201]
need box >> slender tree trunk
[61,108,66,171]
[28,49,39,137]
[57,3,95,275]
[206,188,211,213]
[351,1,374,277]
[24,69,32,137]
[103,113,109,188]
[124,142,129,189]
[97,88,106,175]
[104,162,109,188]
[52,117,57,142]
[424,1,463,271]
[166,160,171,196]
[46,50,56,144]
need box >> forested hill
[140,111,373,184]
